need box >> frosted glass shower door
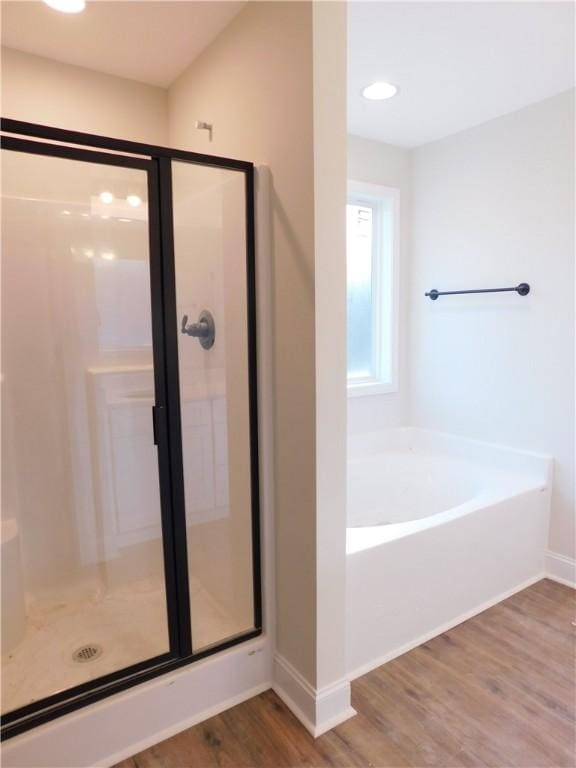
[1,146,172,715]
[171,161,259,651]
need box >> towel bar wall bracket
[425,283,530,301]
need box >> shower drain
[72,644,103,663]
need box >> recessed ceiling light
[101,251,116,261]
[362,82,398,101]
[61,210,71,216]
[118,218,132,223]
[43,0,85,13]
[126,194,142,208]
[83,249,94,259]
[99,191,114,204]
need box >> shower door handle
[151,405,164,446]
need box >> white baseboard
[545,550,576,588]
[348,573,545,681]
[272,654,356,738]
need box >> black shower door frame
[0,118,262,740]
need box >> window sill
[347,381,398,398]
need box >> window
[347,181,399,396]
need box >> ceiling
[2,1,573,142]
[1,1,244,87]
[348,2,575,147]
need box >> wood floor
[116,579,575,768]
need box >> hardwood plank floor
[115,579,575,768]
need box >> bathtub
[346,428,552,677]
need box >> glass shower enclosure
[0,119,261,739]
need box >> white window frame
[346,180,400,398]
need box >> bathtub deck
[115,578,575,768]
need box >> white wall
[347,135,411,434]
[168,0,317,686]
[409,90,575,560]
[1,47,168,144]
[313,0,350,713]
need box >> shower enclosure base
[1,576,238,715]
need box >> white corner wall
[409,90,575,561]
[312,0,354,733]
[347,135,411,434]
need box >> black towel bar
[425,283,530,300]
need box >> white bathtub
[346,428,552,677]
